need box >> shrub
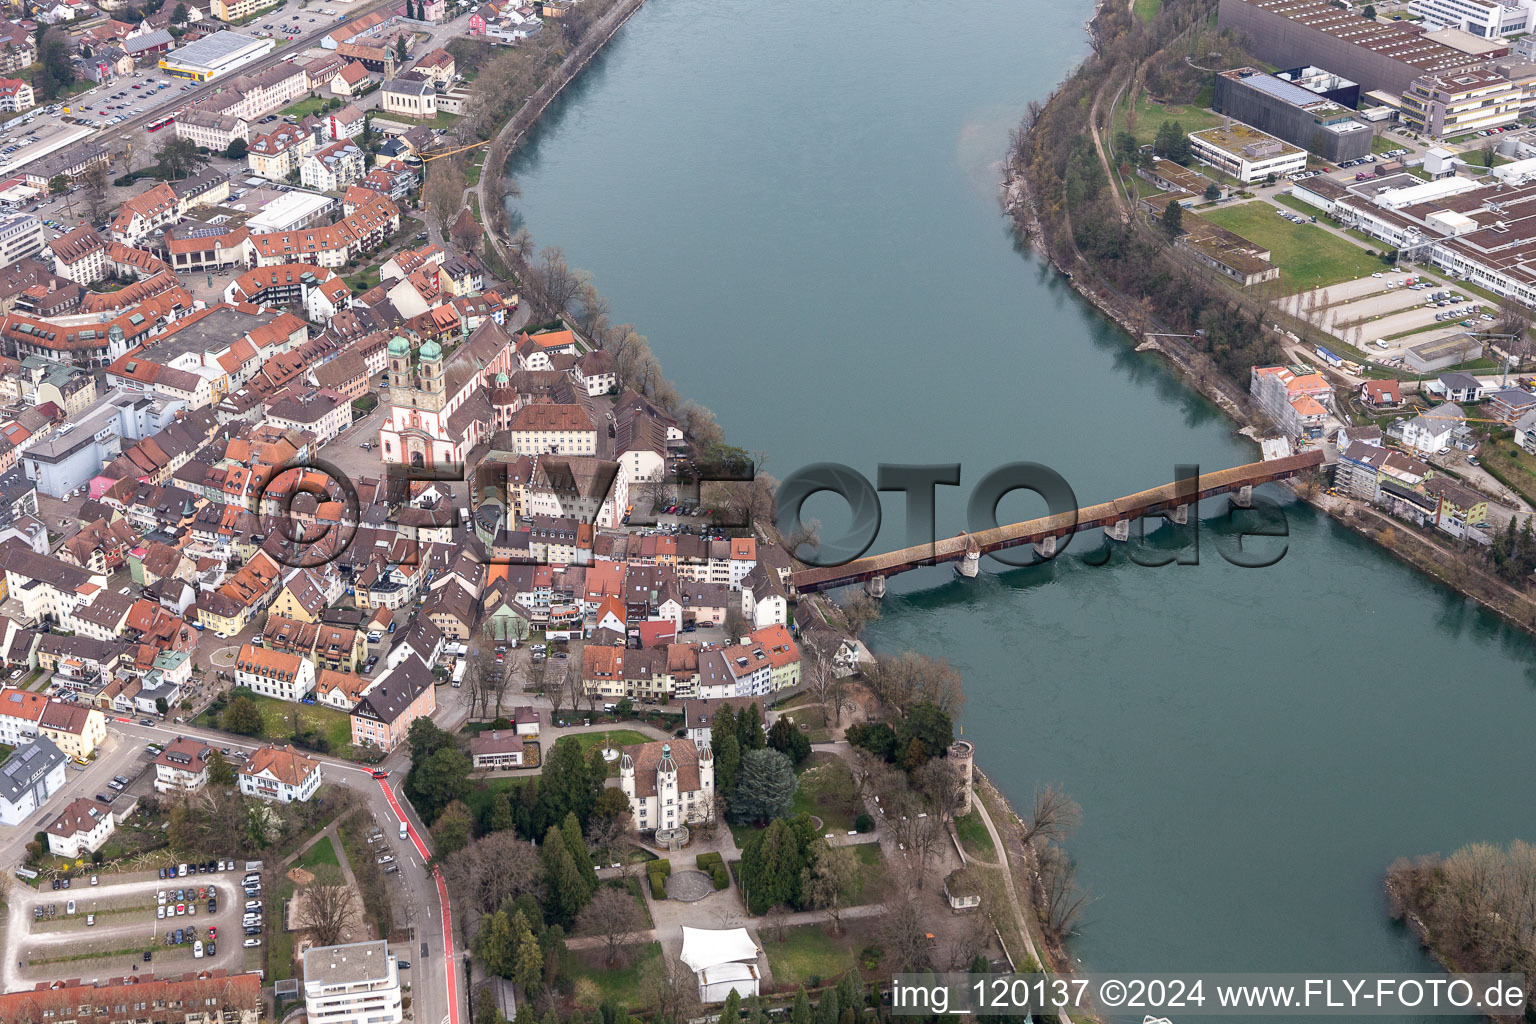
[854,813,875,833]
[711,865,728,890]
[695,851,723,871]
[653,858,671,877]
[647,868,666,899]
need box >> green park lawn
[789,756,859,832]
[201,693,353,753]
[1202,203,1381,288]
[297,836,341,871]
[1132,0,1161,20]
[280,96,332,119]
[566,941,661,1007]
[762,925,857,988]
[1111,90,1222,151]
[575,730,653,777]
[954,808,996,862]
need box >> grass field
[789,756,859,831]
[566,941,661,1007]
[200,692,353,754]
[1112,91,1223,151]
[574,730,652,777]
[1203,203,1381,288]
[762,925,857,988]
[851,842,886,904]
[1477,442,1536,507]
[1132,0,1161,20]
[280,97,332,119]
[954,808,996,862]
[298,836,341,871]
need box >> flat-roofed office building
[303,940,403,1024]
[1214,66,1373,162]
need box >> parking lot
[1274,269,1495,363]
[1,863,266,992]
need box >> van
[603,702,617,713]
[399,821,408,840]
[1375,339,1388,350]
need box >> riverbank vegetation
[1012,0,1284,386]
[1387,843,1536,1014]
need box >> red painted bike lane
[378,779,459,1024]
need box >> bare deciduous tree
[300,865,358,947]
[575,885,644,965]
[640,954,702,1023]
[1020,784,1082,848]
[1038,842,1088,943]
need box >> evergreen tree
[837,973,864,1018]
[1161,198,1184,241]
[731,748,797,823]
[791,988,813,1024]
[722,990,742,1024]
[473,909,516,978]
[541,825,590,925]
[715,733,742,795]
[817,988,840,1024]
[510,910,543,996]
[561,811,599,895]
[739,703,766,749]
[488,791,515,833]
[542,737,600,826]
[768,715,811,764]
[714,705,738,748]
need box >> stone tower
[949,739,975,815]
[416,339,446,411]
[386,335,413,399]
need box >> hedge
[647,869,666,899]
[652,858,671,878]
[695,852,723,871]
[711,865,728,890]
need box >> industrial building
[1187,123,1307,183]
[1400,67,1521,136]
[158,31,274,83]
[1214,67,1372,163]
[1217,0,1488,93]
[1411,0,1529,39]
[1276,65,1361,107]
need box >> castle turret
[948,739,975,815]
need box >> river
[504,0,1536,1004]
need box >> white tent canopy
[680,927,761,972]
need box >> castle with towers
[619,738,715,834]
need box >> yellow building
[40,702,107,759]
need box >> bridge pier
[864,575,887,599]
[1167,504,1190,525]
[1104,519,1131,542]
[1231,485,1253,509]
[957,549,980,578]
[1033,535,1058,559]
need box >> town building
[238,744,323,802]
[0,734,66,824]
[304,940,403,1024]
[0,970,261,1024]
[0,78,35,112]
[45,795,114,857]
[235,644,317,702]
[349,656,436,752]
[468,728,531,769]
[152,736,212,793]
[1249,365,1332,439]
[380,72,436,118]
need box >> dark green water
[506,0,1536,998]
